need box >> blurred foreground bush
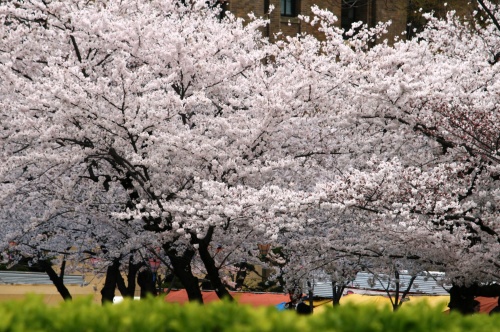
[1,296,500,331]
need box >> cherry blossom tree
[248,1,500,313]
[0,0,328,303]
[292,0,500,312]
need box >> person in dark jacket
[296,301,312,315]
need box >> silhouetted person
[138,269,157,298]
[296,301,312,315]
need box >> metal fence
[0,271,85,285]
[310,272,451,297]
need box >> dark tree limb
[164,245,203,303]
[100,258,120,304]
[39,259,72,301]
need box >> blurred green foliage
[1,295,500,331]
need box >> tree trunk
[116,258,142,298]
[393,270,401,312]
[39,259,72,300]
[138,269,157,298]
[389,271,416,311]
[101,258,120,304]
[448,284,478,314]
[165,246,203,303]
[165,275,177,295]
[332,282,344,306]
[192,226,233,301]
[307,280,314,313]
[197,240,233,301]
[127,261,141,296]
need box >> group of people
[283,300,313,315]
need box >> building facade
[221,0,471,42]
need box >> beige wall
[0,268,108,305]
[0,283,102,305]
